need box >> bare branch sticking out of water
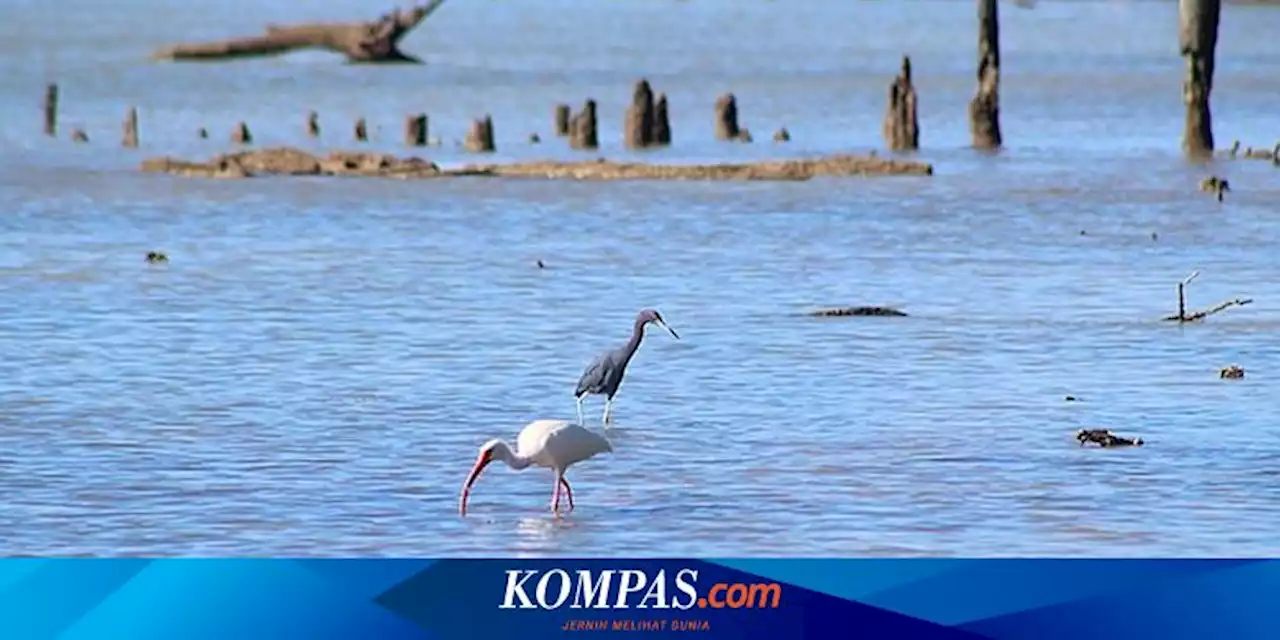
[1162,270,1253,322]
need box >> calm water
[1,0,1279,556]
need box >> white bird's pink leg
[559,477,575,512]
[550,475,562,514]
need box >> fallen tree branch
[151,1,446,64]
[1161,270,1253,322]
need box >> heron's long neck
[620,320,646,363]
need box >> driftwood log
[809,306,908,317]
[152,1,447,64]
[1162,270,1253,322]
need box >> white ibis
[459,419,613,516]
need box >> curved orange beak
[458,450,493,517]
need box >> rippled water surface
[2,0,1280,556]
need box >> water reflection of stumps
[715,93,751,143]
[44,84,58,137]
[624,79,656,149]
[406,113,428,146]
[1162,270,1252,323]
[652,93,671,145]
[123,107,139,148]
[465,115,495,152]
[554,104,571,137]
[355,118,368,142]
[232,122,253,145]
[569,100,598,150]
[969,0,1002,149]
[1180,0,1220,156]
[307,111,320,138]
[883,56,920,151]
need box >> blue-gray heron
[574,308,680,426]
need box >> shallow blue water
[1,0,1279,556]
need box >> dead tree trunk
[307,111,320,138]
[883,56,920,151]
[652,93,671,145]
[624,79,656,149]
[715,93,751,142]
[152,0,447,64]
[1180,0,1221,156]
[569,99,598,150]
[355,118,368,142]
[44,84,58,137]
[969,0,1002,149]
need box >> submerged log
[140,147,935,181]
[151,0,448,64]
[969,0,1002,149]
[1179,0,1221,156]
[883,56,920,151]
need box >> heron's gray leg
[602,398,614,427]
[575,396,585,426]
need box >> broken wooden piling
[1179,0,1221,156]
[624,79,656,149]
[715,93,750,142]
[883,56,920,151]
[307,111,320,138]
[969,0,1002,149]
[232,122,253,145]
[465,115,495,152]
[43,84,58,137]
[569,99,598,150]
[406,113,428,146]
[355,118,368,142]
[652,93,671,145]
[554,104,571,137]
[123,107,139,148]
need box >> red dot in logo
[697,598,707,608]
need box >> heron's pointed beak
[459,452,493,517]
[656,319,680,340]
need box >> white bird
[459,419,613,517]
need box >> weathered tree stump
[652,93,671,145]
[123,107,139,148]
[355,118,368,142]
[773,128,790,142]
[406,113,428,146]
[529,133,541,144]
[969,0,1002,149]
[1180,0,1221,156]
[554,104,571,137]
[883,56,920,151]
[232,122,253,145]
[465,115,495,152]
[624,79,656,149]
[307,111,320,138]
[151,0,448,64]
[70,128,89,143]
[43,84,58,137]
[198,127,209,139]
[569,99,598,150]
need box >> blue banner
[2,559,1277,639]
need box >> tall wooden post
[969,0,1002,149]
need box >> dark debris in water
[809,306,908,318]
[1077,429,1143,448]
